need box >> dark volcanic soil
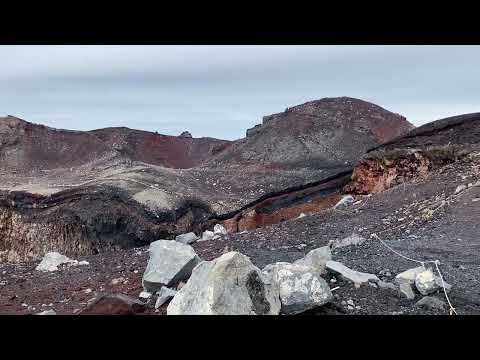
[1,157,478,315]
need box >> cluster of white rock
[35,252,89,272]
[174,224,228,245]
[139,239,337,315]
[394,265,451,300]
[137,230,453,315]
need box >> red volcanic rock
[79,293,145,315]
[217,170,352,233]
[223,218,239,233]
[88,127,232,169]
[0,116,111,172]
[0,116,232,172]
[345,112,480,194]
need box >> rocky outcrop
[179,131,192,138]
[345,113,480,194]
[0,186,216,263]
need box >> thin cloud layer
[1,45,479,140]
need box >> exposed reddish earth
[0,115,232,173]
[91,127,232,169]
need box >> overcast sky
[1,45,479,140]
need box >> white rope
[434,260,458,315]
[370,233,457,315]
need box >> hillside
[206,97,414,169]
[0,116,232,172]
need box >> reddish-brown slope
[0,116,232,171]
[0,116,111,172]
[90,127,232,169]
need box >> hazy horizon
[1,45,480,140]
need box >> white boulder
[213,224,227,235]
[293,246,331,275]
[334,195,354,209]
[326,261,379,286]
[35,309,56,315]
[142,240,201,293]
[175,232,199,245]
[35,252,84,272]
[395,266,425,285]
[167,252,280,315]
[415,269,451,295]
[263,262,333,315]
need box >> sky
[1,45,479,140]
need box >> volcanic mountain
[0,97,415,264]
[206,97,414,170]
[2,111,479,315]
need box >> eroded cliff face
[345,113,480,195]
[0,186,214,263]
[0,208,92,263]
[345,150,441,194]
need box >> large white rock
[213,224,227,235]
[198,230,215,242]
[35,309,56,315]
[142,240,201,293]
[415,269,451,295]
[326,261,379,286]
[263,262,333,315]
[175,232,199,245]
[293,246,331,275]
[167,252,280,315]
[334,195,354,209]
[395,266,426,285]
[36,252,81,272]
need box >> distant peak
[179,131,192,138]
[288,96,380,111]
